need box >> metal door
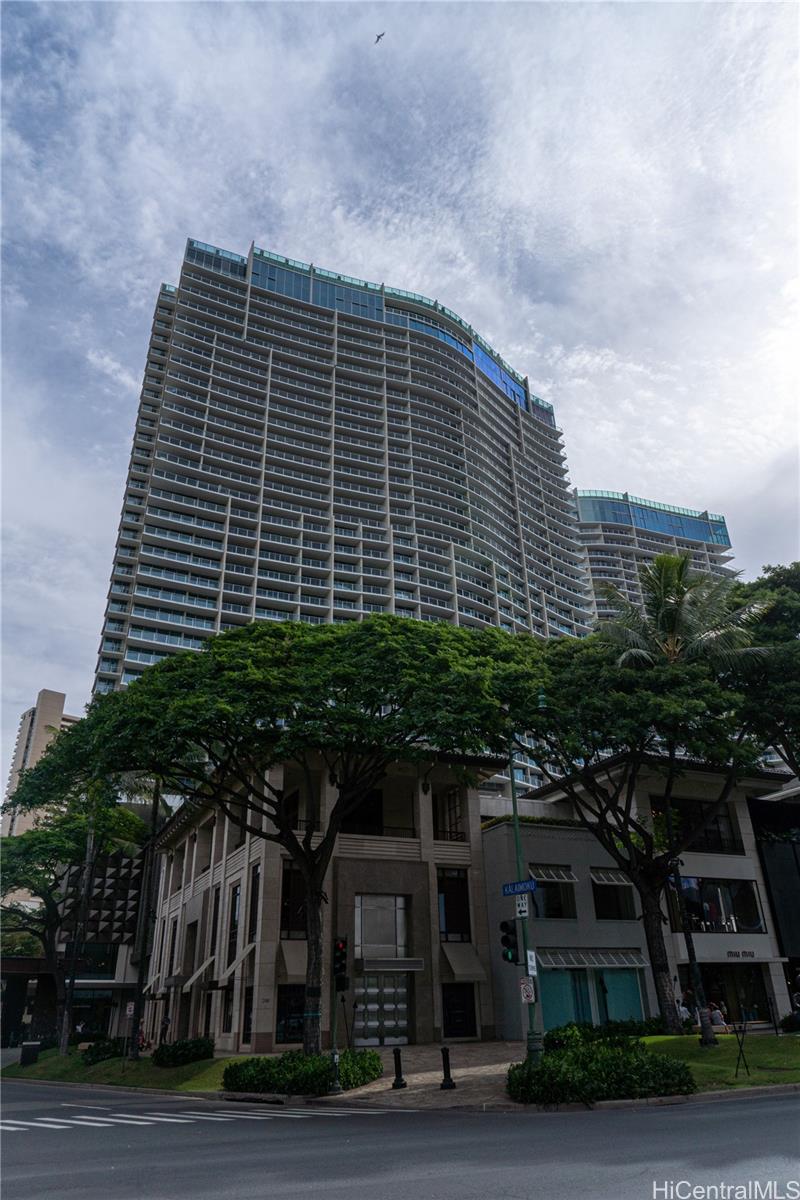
[352,973,409,1045]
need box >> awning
[590,867,631,886]
[278,941,308,983]
[440,943,487,982]
[530,864,577,883]
[182,953,216,993]
[536,948,648,969]
[217,942,255,982]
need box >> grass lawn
[645,1033,800,1089]
[3,1048,235,1092]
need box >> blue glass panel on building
[312,279,384,321]
[408,318,473,361]
[250,259,311,302]
[539,969,575,1031]
[629,504,728,545]
[473,344,527,410]
[185,245,247,280]
[577,497,632,526]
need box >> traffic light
[333,936,348,991]
[500,919,519,965]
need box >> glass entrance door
[353,973,409,1045]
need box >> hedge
[542,1017,686,1051]
[779,1012,800,1033]
[152,1037,215,1067]
[507,1042,696,1107]
[223,1049,383,1095]
[82,1038,127,1066]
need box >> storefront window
[669,877,765,934]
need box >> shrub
[543,1017,676,1052]
[82,1038,126,1066]
[507,1042,696,1107]
[152,1037,215,1068]
[779,1012,800,1033]
[223,1048,383,1095]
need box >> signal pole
[509,736,543,1066]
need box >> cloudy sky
[2,1,797,778]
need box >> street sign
[527,949,537,977]
[516,894,529,919]
[126,1001,135,1018]
[519,977,535,1004]
[502,879,537,897]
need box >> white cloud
[1,1,797,779]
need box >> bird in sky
[374,32,385,44]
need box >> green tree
[497,633,761,1036]
[1,792,146,1045]
[597,552,769,1045]
[729,563,800,777]
[61,616,507,1056]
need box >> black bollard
[440,1045,456,1090]
[391,1046,407,1089]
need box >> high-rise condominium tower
[2,689,78,837]
[95,239,592,701]
[575,489,734,622]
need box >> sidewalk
[341,1041,526,1109]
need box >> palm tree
[598,553,768,1047]
[599,552,768,669]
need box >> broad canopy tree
[65,616,508,1055]
[492,632,764,1034]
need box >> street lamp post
[509,734,543,1067]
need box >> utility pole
[60,816,95,1056]
[129,780,162,1060]
[509,737,543,1066]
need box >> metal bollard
[440,1045,456,1090]
[391,1046,407,1089]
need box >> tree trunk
[303,880,324,1056]
[638,885,682,1034]
[671,871,718,1047]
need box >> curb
[5,1076,799,1112]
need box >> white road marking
[61,1103,110,1110]
[124,1113,193,1123]
[2,1119,74,1130]
[69,1115,154,1127]
[49,1118,117,1128]
[0,1124,28,1132]
[170,1112,236,1121]
[208,1110,287,1119]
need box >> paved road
[2,1080,798,1200]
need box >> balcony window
[433,787,465,841]
[438,868,471,942]
[280,861,306,939]
[591,868,636,920]
[227,883,241,966]
[340,787,416,838]
[355,894,407,958]
[668,877,766,934]
[650,796,743,855]
[530,864,577,919]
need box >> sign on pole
[516,894,529,919]
[519,977,535,1004]
[502,879,537,897]
[527,949,537,977]
[126,1001,135,1018]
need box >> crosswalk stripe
[2,1120,73,1130]
[68,1115,153,1127]
[0,1124,27,1131]
[113,1113,193,1124]
[54,1118,117,1128]
[170,1112,236,1121]
[208,1110,283,1120]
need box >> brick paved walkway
[341,1041,526,1109]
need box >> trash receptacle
[20,1041,41,1067]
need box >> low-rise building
[482,761,792,1037]
[145,758,496,1051]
